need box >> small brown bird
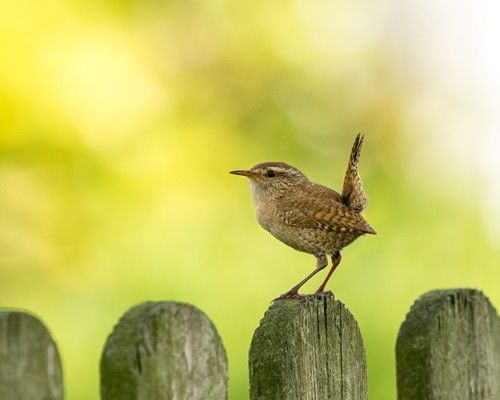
[230,134,375,298]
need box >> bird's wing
[278,189,375,234]
[342,134,368,213]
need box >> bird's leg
[316,251,342,293]
[277,255,328,299]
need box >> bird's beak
[230,170,261,180]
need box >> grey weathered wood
[396,289,500,400]
[249,293,367,400]
[0,311,64,400]
[100,301,227,400]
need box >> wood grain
[0,311,63,400]
[100,301,227,400]
[249,293,367,400]
[396,289,500,400]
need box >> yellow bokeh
[1,1,499,399]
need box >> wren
[230,134,376,299]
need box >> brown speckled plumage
[231,134,375,298]
[342,133,368,213]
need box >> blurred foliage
[1,1,499,399]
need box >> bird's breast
[250,184,276,230]
[254,202,275,231]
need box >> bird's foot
[314,289,334,299]
[274,290,301,301]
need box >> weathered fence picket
[249,293,367,400]
[396,289,500,400]
[0,288,498,399]
[100,301,228,400]
[0,311,64,400]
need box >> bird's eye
[266,169,276,177]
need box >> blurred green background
[1,0,499,399]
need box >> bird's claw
[314,290,334,298]
[274,291,301,301]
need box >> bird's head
[230,162,308,198]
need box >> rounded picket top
[100,301,228,400]
[396,288,500,400]
[249,293,367,400]
[0,311,64,400]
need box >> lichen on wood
[100,301,227,400]
[249,293,367,400]
[0,311,64,400]
[396,289,500,400]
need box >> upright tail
[341,134,368,213]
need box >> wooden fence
[0,288,499,399]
